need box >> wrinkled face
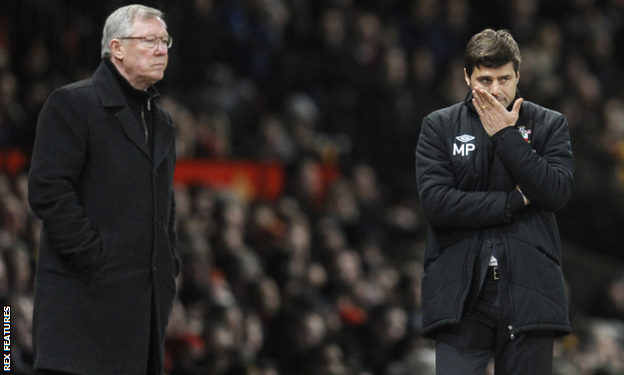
[113,17,169,89]
[465,62,519,108]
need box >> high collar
[103,58,159,105]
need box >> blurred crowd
[2,0,624,374]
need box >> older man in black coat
[28,5,179,375]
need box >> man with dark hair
[415,29,574,374]
[29,4,179,375]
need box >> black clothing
[29,60,179,375]
[104,58,157,152]
[415,90,574,340]
[435,275,554,375]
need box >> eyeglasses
[119,36,173,49]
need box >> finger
[473,87,486,102]
[478,89,498,108]
[472,98,483,114]
[473,98,488,114]
[475,89,500,112]
[473,90,487,111]
[512,98,523,115]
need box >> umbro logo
[456,134,475,143]
[453,134,476,156]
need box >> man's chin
[149,71,165,84]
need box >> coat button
[485,241,492,248]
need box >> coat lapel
[153,108,175,167]
[117,107,152,159]
[92,61,152,160]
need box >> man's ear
[464,68,471,87]
[110,39,124,60]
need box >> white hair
[100,4,167,58]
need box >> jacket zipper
[486,127,518,339]
[141,98,151,143]
[502,235,516,340]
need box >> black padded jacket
[415,90,574,339]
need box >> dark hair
[464,29,521,77]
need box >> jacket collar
[93,59,161,107]
[103,58,158,105]
[93,59,175,165]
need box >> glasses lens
[147,38,158,48]
[121,36,171,49]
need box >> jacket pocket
[505,237,569,328]
[421,238,472,310]
[507,231,561,267]
[73,227,117,284]
[506,237,566,303]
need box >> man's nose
[490,81,501,96]
[155,42,168,54]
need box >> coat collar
[103,58,158,105]
[93,60,175,165]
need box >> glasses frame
[118,36,173,49]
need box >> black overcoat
[28,60,179,375]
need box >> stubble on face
[465,62,518,108]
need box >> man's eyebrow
[478,74,512,80]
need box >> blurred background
[1,0,624,374]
